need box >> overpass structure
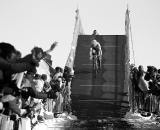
[71,35,130,119]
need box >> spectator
[92,29,101,43]
[0,42,37,116]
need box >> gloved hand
[47,90,58,99]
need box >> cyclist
[89,39,102,70]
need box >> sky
[0,0,160,69]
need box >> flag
[125,7,130,60]
[125,7,130,38]
[65,9,84,70]
[125,6,135,65]
[124,6,132,109]
[125,7,130,66]
[125,7,136,112]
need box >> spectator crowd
[130,64,160,119]
[3,39,160,129]
[0,42,74,130]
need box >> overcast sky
[0,0,160,69]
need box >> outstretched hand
[50,41,58,51]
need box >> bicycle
[92,54,98,77]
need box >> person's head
[0,42,17,62]
[138,65,144,72]
[63,66,74,82]
[91,39,98,47]
[92,30,97,35]
[34,74,41,79]
[91,39,97,43]
[41,74,47,81]
[55,66,63,73]
[15,50,22,60]
[26,72,35,80]
[145,66,158,81]
[63,66,70,76]
[31,47,44,61]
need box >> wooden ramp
[71,35,130,118]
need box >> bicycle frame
[92,55,98,77]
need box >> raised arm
[45,41,58,54]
